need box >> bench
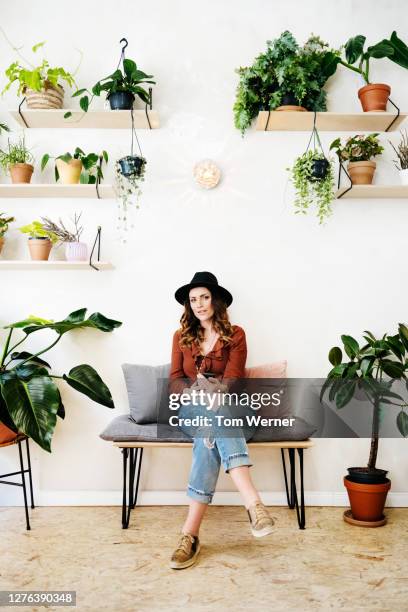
[111,439,313,530]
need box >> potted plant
[288,150,334,224]
[2,41,77,109]
[19,220,58,260]
[41,213,88,261]
[0,309,121,450]
[0,136,34,183]
[321,326,408,525]
[41,148,108,184]
[330,133,384,185]
[339,32,408,111]
[72,58,155,112]
[0,212,15,255]
[233,31,340,134]
[389,130,408,185]
[115,155,146,238]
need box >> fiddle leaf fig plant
[321,325,408,474]
[0,309,122,452]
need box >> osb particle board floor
[0,506,407,612]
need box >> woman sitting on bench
[169,271,275,570]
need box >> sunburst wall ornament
[193,159,221,189]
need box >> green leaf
[345,35,366,64]
[64,111,72,119]
[389,31,408,69]
[320,52,341,78]
[341,335,360,360]
[72,88,87,98]
[380,359,405,378]
[32,41,46,53]
[10,352,51,368]
[367,40,394,59]
[0,392,18,433]
[386,335,405,360]
[336,380,356,409]
[92,82,101,96]
[63,364,114,408]
[1,373,59,453]
[5,315,54,330]
[397,410,408,437]
[360,356,375,376]
[14,311,121,336]
[329,346,342,366]
[399,323,408,351]
[41,153,50,171]
[102,150,108,163]
[79,95,89,112]
[123,59,137,79]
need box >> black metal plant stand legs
[280,448,306,529]
[0,438,35,530]
[121,447,144,529]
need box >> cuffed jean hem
[187,484,214,504]
[223,452,252,473]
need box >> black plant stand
[0,435,35,530]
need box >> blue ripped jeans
[178,402,257,504]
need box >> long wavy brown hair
[179,289,234,349]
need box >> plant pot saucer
[343,509,387,528]
[275,105,307,112]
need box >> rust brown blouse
[169,325,247,393]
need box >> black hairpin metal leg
[121,447,144,528]
[18,440,30,530]
[25,438,35,509]
[280,448,306,529]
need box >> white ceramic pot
[399,168,408,185]
[65,242,88,261]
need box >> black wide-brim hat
[175,271,233,307]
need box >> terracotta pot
[275,105,307,112]
[348,160,376,185]
[0,236,4,255]
[56,158,82,184]
[65,241,88,261]
[25,83,64,109]
[358,83,391,112]
[0,421,18,445]
[344,476,391,522]
[9,163,34,184]
[28,237,52,261]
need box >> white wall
[1,0,408,506]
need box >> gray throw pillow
[122,363,171,424]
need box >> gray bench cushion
[99,414,315,443]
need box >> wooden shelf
[0,260,114,270]
[255,111,407,132]
[335,185,408,199]
[9,109,159,129]
[0,184,115,199]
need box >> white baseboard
[2,490,408,507]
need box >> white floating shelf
[9,109,159,129]
[0,260,114,270]
[335,185,408,199]
[0,184,116,199]
[255,111,407,132]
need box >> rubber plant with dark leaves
[0,309,122,452]
[320,325,408,480]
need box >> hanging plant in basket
[288,119,334,224]
[115,155,146,240]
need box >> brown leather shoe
[247,501,275,538]
[170,533,201,569]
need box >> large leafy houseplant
[0,309,121,452]
[321,325,408,477]
[41,148,108,184]
[330,133,384,162]
[71,58,155,114]
[233,31,340,134]
[289,150,335,224]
